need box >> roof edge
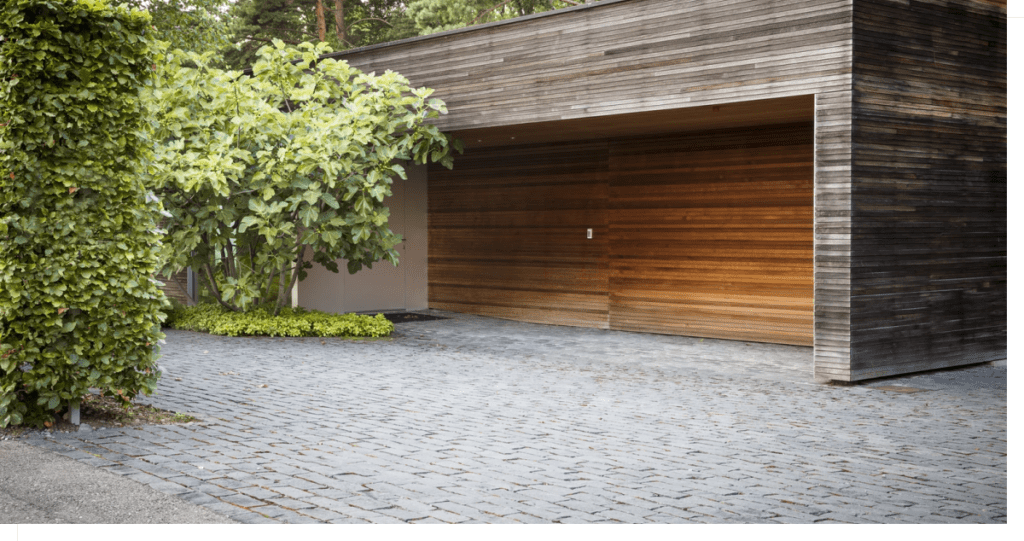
[319,0,637,61]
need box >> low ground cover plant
[165,303,394,338]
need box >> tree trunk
[333,0,346,46]
[274,246,305,316]
[275,259,289,314]
[202,263,241,312]
[315,0,327,42]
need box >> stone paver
[19,310,1006,523]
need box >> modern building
[279,0,1002,382]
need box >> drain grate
[382,312,449,324]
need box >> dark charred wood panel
[849,0,1006,379]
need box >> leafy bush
[149,40,459,316]
[165,304,394,338]
[0,0,165,428]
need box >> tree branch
[201,262,240,312]
[241,35,304,46]
[472,0,515,24]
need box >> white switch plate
[587,228,593,239]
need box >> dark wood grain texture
[848,0,1006,379]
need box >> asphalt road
[0,441,235,524]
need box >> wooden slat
[428,122,815,345]
[159,268,191,305]
[607,124,814,345]
[848,0,1006,378]
[330,0,852,131]
[428,141,611,328]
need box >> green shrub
[0,0,165,428]
[165,304,394,338]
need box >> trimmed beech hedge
[0,0,165,428]
[165,304,394,338]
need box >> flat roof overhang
[450,95,814,149]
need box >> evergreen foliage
[406,0,586,36]
[223,1,415,70]
[0,0,166,427]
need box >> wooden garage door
[428,122,813,345]
[607,123,814,345]
[428,141,611,328]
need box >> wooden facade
[848,0,1006,379]
[159,268,194,306]
[326,0,1005,381]
[607,123,814,345]
[430,122,815,345]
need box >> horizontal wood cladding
[813,91,854,379]
[429,122,815,345]
[849,0,1006,379]
[331,0,852,131]
[428,141,611,329]
[608,124,814,345]
[159,268,191,305]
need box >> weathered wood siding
[331,0,853,129]
[814,91,855,380]
[849,0,1006,379]
[331,0,855,369]
[159,268,192,306]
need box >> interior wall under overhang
[296,164,428,314]
[429,96,816,346]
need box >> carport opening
[428,95,815,347]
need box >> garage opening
[428,95,814,346]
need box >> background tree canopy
[218,0,597,69]
[124,0,230,53]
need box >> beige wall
[296,164,428,314]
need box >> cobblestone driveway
[22,311,1007,523]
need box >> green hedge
[0,0,164,428]
[165,304,394,338]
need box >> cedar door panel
[607,123,814,345]
[428,141,610,328]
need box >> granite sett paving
[19,310,1006,523]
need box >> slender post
[69,399,81,426]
